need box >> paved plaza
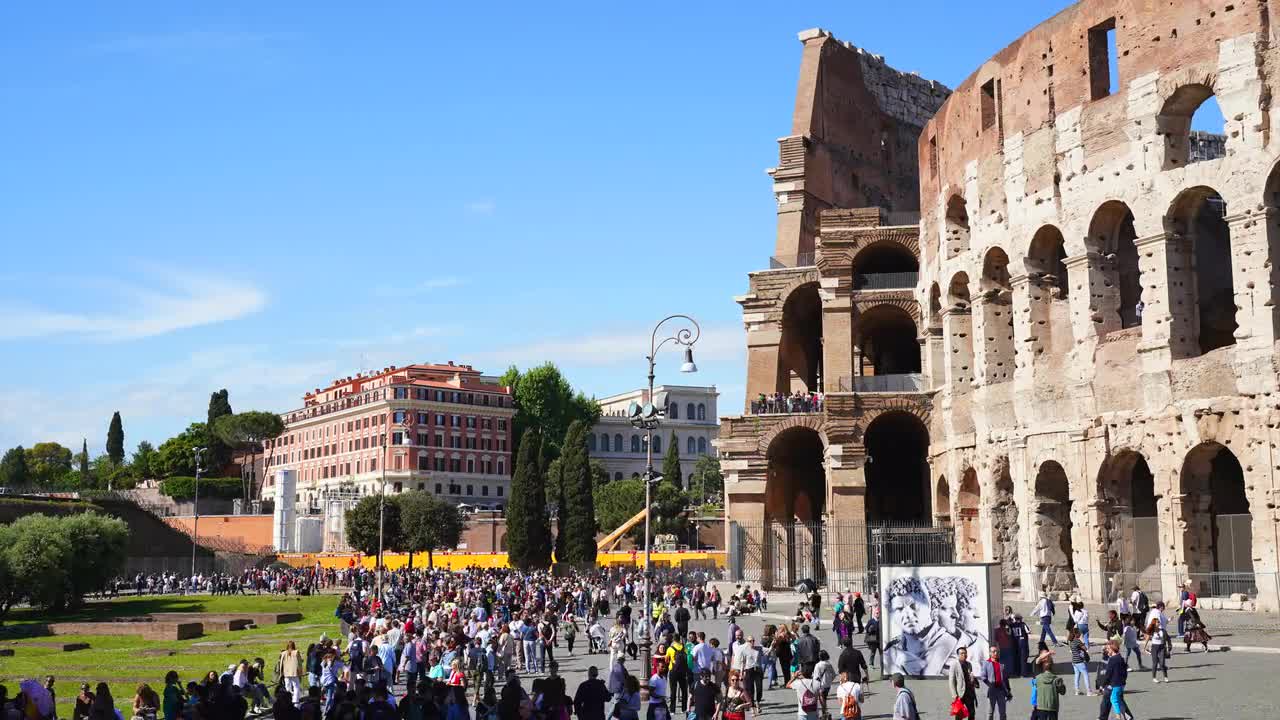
[488,594,1280,720]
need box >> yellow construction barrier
[278,549,725,571]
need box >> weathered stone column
[925,328,946,390]
[821,282,853,394]
[942,306,974,388]
[1008,438,1036,599]
[745,327,783,401]
[972,293,1014,387]
[1226,211,1280,394]
[1133,232,1193,408]
[1067,250,1120,341]
[827,457,867,591]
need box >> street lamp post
[631,314,699,685]
[190,447,206,577]
[377,435,387,600]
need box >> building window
[588,434,597,452]
[394,387,408,399]
[653,435,661,454]
[467,459,475,473]
[417,433,428,446]
[497,460,505,475]
[451,459,461,472]
[686,403,695,420]
[1088,17,1118,100]
[498,419,507,431]
[497,486,504,497]
[435,414,444,425]
[698,437,707,455]
[466,484,474,496]
[482,485,489,496]
[630,435,641,453]
[418,455,429,471]
[687,436,696,455]
[697,403,706,421]
[600,433,609,452]
[669,403,678,419]
[435,483,442,494]
[417,413,428,424]
[613,434,623,452]
[393,431,404,446]
[614,472,623,481]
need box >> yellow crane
[596,507,648,552]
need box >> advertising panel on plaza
[879,563,1002,677]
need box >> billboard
[879,563,1002,677]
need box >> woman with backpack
[1144,610,1170,683]
[834,671,864,720]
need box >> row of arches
[667,402,708,421]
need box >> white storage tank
[272,469,297,552]
[295,515,324,553]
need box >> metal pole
[378,437,386,601]
[642,353,655,689]
[191,447,203,578]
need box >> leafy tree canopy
[0,446,30,487]
[344,494,403,558]
[689,454,724,505]
[662,431,683,491]
[500,363,600,461]
[106,411,125,466]
[398,491,464,566]
[156,423,209,477]
[25,442,73,486]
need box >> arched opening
[852,304,921,389]
[1158,84,1227,168]
[977,248,1014,384]
[1180,442,1253,596]
[865,412,930,523]
[928,283,943,327]
[1025,226,1073,361]
[1087,201,1142,330]
[765,426,827,587]
[1034,460,1075,592]
[778,282,823,393]
[991,460,1020,588]
[1166,186,1236,355]
[944,273,974,387]
[934,475,952,526]
[852,241,919,290]
[1097,451,1159,596]
[945,195,970,259]
[956,468,981,561]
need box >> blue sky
[1,1,1222,455]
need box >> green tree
[557,421,597,564]
[78,439,90,477]
[589,459,609,490]
[398,491,464,568]
[0,523,17,625]
[500,363,601,461]
[131,441,157,479]
[506,430,552,569]
[212,411,285,501]
[25,442,73,486]
[344,493,403,559]
[156,423,208,476]
[593,477,645,544]
[106,411,125,466]
[0,446,30,488]
[4,514,72,611]
[662,431,684,490]
[689,455,724,505]
[206,389,234,470]
[651,481,691,539]
[61,513,129,604]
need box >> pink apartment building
[263,362,515,511]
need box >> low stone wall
[45,620,203,641]
[149,612,301,626]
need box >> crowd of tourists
[0,565,1220,720]
[101,567,349,598]
[750,392,824,415]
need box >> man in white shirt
[649,664,671,720]
[1033,593,1059,646]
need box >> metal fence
[728,520,953,591]
[838,373,925,392]
[769,253,816,269]
[853,272,919,290]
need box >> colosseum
[720,1,1280,611]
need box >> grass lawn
[0,593,342,717]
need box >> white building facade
[588,385,719,481]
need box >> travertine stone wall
[918,0,1280,608]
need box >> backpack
[1136,592,1150,615]
[800,680,819,713]
[840,688,861,719]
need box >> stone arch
[934,475,952,525]
[1164,185,1236,356]
[1033,459,1076,592]
[756,414,830,457]
[778,281,824,393]
[945,194,970,259]
[1087,200,1142,331]
[1023,225,1074,363]
[1096,450,1160,594]
[1178,441,1253,596]
[865,410,930,523]
[956,467,982,561]
[977,247,1014,385]
[763,424,828,587]
[928,282,943,329]
[1156,82,1225,169]
[851,239,919,289]
[851,302,922,380]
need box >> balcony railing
[839,373,925,393]
[769,253,816,269]
[853,271,918,290]
[749,393,824,415]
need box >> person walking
[1099,640,1133,720]
[735,635,763,710]
[1144,608,1170,683]
[1034,593,1059,646]
[1068,628,1094,696]
[863,613,881,670]
[890,674,919,720]
[1009,614,1030,677]
[796,625,821,679]
[573,666,610,720]
[947,647,978,720]
[690,670,722,720]
[979,645,1011,720]
[1032,656,1066,720]
[851,593,866,635]
[279,641,303,705]
[787,668,823,720]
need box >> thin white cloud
[372,277,466,298]
[0,273,267,342]
[90,30,280,58]
[463,199,497,216]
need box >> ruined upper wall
[773,29,950,259]
[918,0,1273,211]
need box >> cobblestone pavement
[489,601,1280,720]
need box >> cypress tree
[106,411,125,466]
[79,439,90,476]
[206,389,234,470]
[558,420,598,564]
[662,431,683,490]
[507,430,552,569]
